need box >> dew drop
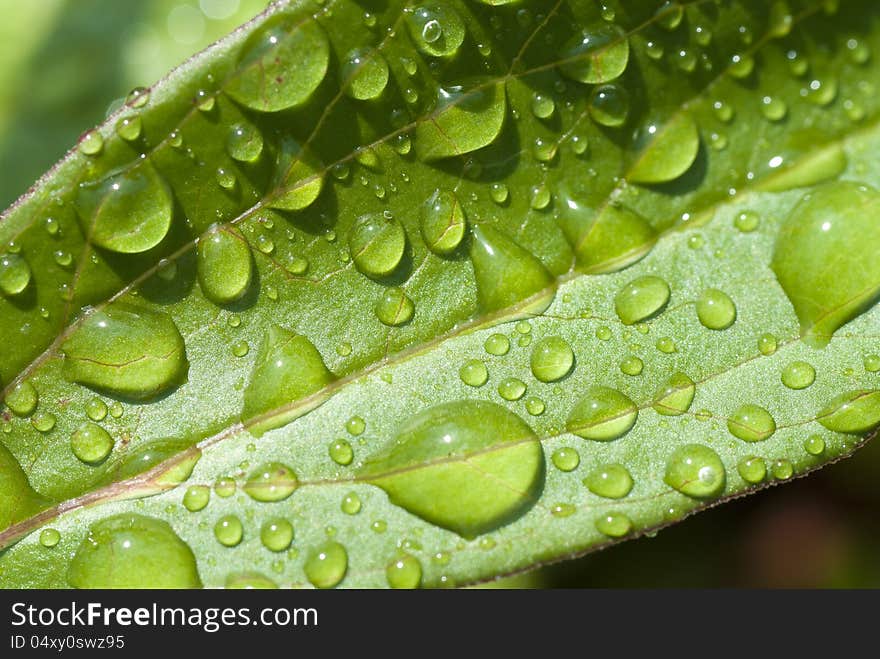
[197,225,252,305]
[78,129,104,156]
[68,514,201,587]
[818,390,880,433]
[226,122,264,162]
[630,113,699,184]
[85,397,108,422]
[244,462,298,502]
[225,14,329,112]
[620,356,643,376]
[664,444,726,498]
[214,476,236,498]
[615,275,670,325]
[269,137,324,211]
[758,333,778,356]
[342,48,389,100]
[386,554,422,589]
[525,397,545,416]
[62,302,188,400]
[4,380,38,416]
[261,518,294,552]
[125,87,150,108]
[551,447,580,472]
[349,212,406,278]
[589,84,629,127]
[484,333,510,356]
[865,355,880,372]
[40,528,61,548]
[214,515,243,547]
[31,412,56,433]
[737,456,766,484]
[420,190,466,256]
[359,401,544,538]
[497,377,526,401]
[115,116,142,141]
[596,512,632,538]
[531,93,556,119]
[70,422,114,464]
[304,541,347,588]
[341,492,362,515]
[558,22,629,84]
[183,485,210,512]
[567,386,638,441]
[652,372,695,416]
[459,359,488,387]
[584,464,633,498]
[727,404,776,442]
[0,253,32,297]
[782,361,816,390]
[696,289,737,330]
[772,459,794,480]
[328,439,354,466]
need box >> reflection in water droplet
[342,48,389,100]
[737,456,766,484]
[4,380,38,417]
[596,512,632,538]
[244,462,299,502]
[459,359,488,387]
[0,253,32,297]
[214,515,243,547]
[781,361,816,389]
[261,518,294,552]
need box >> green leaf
[1,0,880,589]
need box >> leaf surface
[1,0,879,588]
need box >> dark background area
[1,0,878,588]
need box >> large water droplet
[226,122,264,162]
[261,518,294,552]
[214,515,243,547]
[651,372,696,416]
[772,182,880,348]
[416,81,506,161]
[349,212,406,278]
[75,160,172,254]
[359,401,544,538]
[225,13,329,112]
[614,275,670,324]
[341,48,389,100]
[242,325,333,437]
[696,289,737,330]
[558,191,656,273]
[375,287,415,326]
[469,225,554,314]
[420,190,466,256]
[0,253,32,297]
[70,422,114,464]
[386,553,422,589]
[584,463,633,498]
[269,137,324,211]
[664,444,726,498]
[727,404,776,442]
[197,225,252,305]
[589,84,629,127]
[530,336,574,382]
[818,390,880,433]
[558,22,629,84]
[244,462,299,502]
[737,456,767,484]
[67,514,201,588]
[567,386,638,441]
[61,302,188,400]
[304,541,348,588]
[781,361,816,389]
[406,3,465,57]
[629,113,699,184]
[596,512,632,538]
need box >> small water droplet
[498,377,526,401]
[386,554,422,589]
[595,512,632,538]
[214,515,243,546]
[781,361,816,389]
[727,404,776,442]
[665,444,726,498]
[567,386,638,441]
[737,456,766,484]
[341,492,362,515]
[459,359,489,387]
[39,528,61,548]
[615,275,670,325]
[78,129,104,156]
[183,485,210,512]
[70,422,114,464]
[589,84,629,127]
[304,541,348,588]
[584,464,633,499]
[551,446,580,472]
[530,336,574,383]
[696,289,737,330]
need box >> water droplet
[349,212,406,278]
[559,22,629,84]
[304,541,347,588]
[373,286,415,326]
[4,380,38,416]
[62,302,187,400]
[386,554,422,589]
[39,528,61,548]
[567,386,638,441]
[589,84,629,127]
[261,518,294,552]
[584,464,633,498]
[459,359,488,387]
[614,275,670,325]
[68,514,201,587]
[75,160,172,254]
[620,356,644,376]
[729,53,754,78]
[757,333,778,356]
[416,81,506,161]
[727,404,776,442]
[420,190,466,256]
[760,96,788,121]
[772,459,793,480]
[529,183,552,208]
[242,325,333,436]
[782,361,816,389]
[115,115,142,142]
[243,462,299,502]
[109,401,123,419]
[484,333,510,356]
[342,48,389,100]
[498,377,526,401]
[865,355,880,372]
[525,397,545,416]
[552,503,576,518]
[470,225,554,314]
[255,233,274,255]
[183,485,210,512]
[214,515,243,547]
[818,390,880,433]
[630,113,699,184]
[70,422,114,464]
[772,182,880,348]
[551,447,580,472]
[737,456,766,484]
[214,476,236,498]
[269,137,324,211]
[664,444,726,498]
[531,93,555,119]
[696,289,737,330]
[31,412,56,432]
[328,439,354,466]
[651,372,696,416]
[225,14,329,112]
[341,492,362,515]
[596,512,632,538]
[126,87,150,108]
[78,129,104,156]
[530,336,574,383]
[406,3,465,56]
[197,225,252,305]
[360,401,544,538]
[226,122,264,163]
[806,76,838,106]
[85,397,107,422]
[656,1,684,29]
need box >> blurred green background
[1,0,878,588]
